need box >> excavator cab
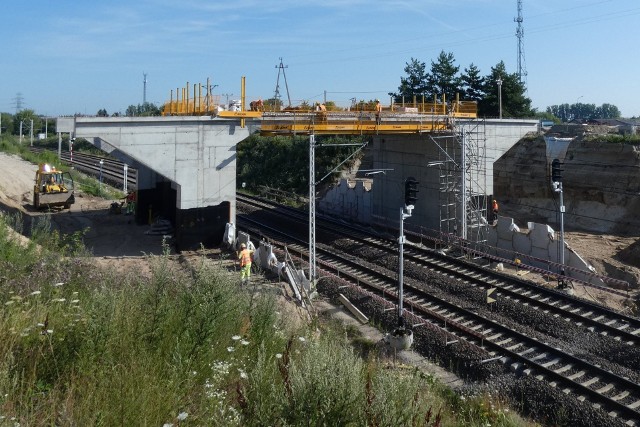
[33,163,75,210]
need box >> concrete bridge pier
[57,116,258,251]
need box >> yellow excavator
[33,163,75,210]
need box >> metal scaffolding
[429,118,488,245]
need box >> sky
[1,0,639,118]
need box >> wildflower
[37,323,45,327]
[4,301,14,306]
[71,300,80,304]
[53,298,66,303]
[239,370,248,379]
[240,340,249,346]
[30,291,41,296]
[53,282,64,287]
[227,347,235,352]
[298,336,306,342]
[177,412,188,421]
[232,335,241,341]
[162,424,173,427]
[275,353,283,359]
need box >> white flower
[239,371,248,379]
[30,291,41,296]
[231,335,241,341]
[240,340,249,346]
[37,323,44,327]
[72,291,78,295]
[53,282,64,287]
[71,300,80,304]
[177,412,188,421]
[46,329,53,334]
[4,301,14,306]
[162,424,173,427]
[275,353,283,359]
[53,298,66,303]
[298,336,306,342]
[227,347,235,352]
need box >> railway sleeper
[581,376,601,387]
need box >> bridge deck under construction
[214,105,477,135]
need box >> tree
[13,109,42,137]
[425,51,462,102]
[97,108,108,117]
[478,61,532,118]
[0,112,14,136]
[125,102,160,117]
[390,58,429,102]
[546,102,621,122]
[460,63,485,103]
[596,103,621,119]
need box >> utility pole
[273,57,292,108]
[222,93,233,108]
[143,72,148,104]
[497,78,503,119]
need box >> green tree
[390,57,429,102]
[596,103,621,119]
[13,109,42,137]
[546,102,621,122]
[97,108,108,117]
[125,102,160,117]
[0,112,14,136]
[460,63,485,102]
[478,61,532,118]
[425,51,462,101]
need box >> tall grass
[0,212,532,426]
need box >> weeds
[0,212,532,426]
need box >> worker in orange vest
[492,199,499,223]
[237,242,254,285]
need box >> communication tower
[143,72,148,104]
[515,0,527,83]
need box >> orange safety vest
[239,249,252,267]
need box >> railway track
[237,193,640,426]
[30,147,137,190]
[239,194,640,345]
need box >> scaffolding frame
[429,118,488,246]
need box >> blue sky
[1,0,639,117]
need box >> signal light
[404,177,419,207]
[551,159,563,183]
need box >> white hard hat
[240,243,246,248]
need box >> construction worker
[125,190,137,215]
[315,102,327,122]
[492,199,499,223]
[237,242,254,285]
[375,99,382,124]
[45,176,59,193]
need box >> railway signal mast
[551,159,566,288]
[389,177,419,350]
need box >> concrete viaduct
[56,116,538,250]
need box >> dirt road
[0,152,169,261]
